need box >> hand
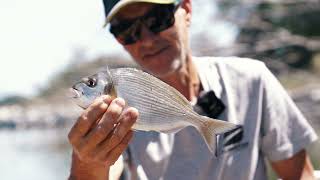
[68,95,138,167]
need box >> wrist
[69,151,110,180]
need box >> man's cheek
[161,28,179,40]
[124,46,138,57]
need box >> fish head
[68,71,114,109]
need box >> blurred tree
[38,54,137,98]
[210,0,320,73]
[0,95,28,106]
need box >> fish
[69,67,239,155]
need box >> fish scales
[116,87,188,116]
[111,68,194,111]
[111,70,193,107]
[111,70,197,126]
[112,71,185,107]
[116,89,191,126]
[124,87,190,116]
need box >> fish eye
[86,78,97,88]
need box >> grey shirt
[123,57,318,180]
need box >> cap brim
[103,0,176,27]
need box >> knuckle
[77,151,87,159]
[118,142,128,150]
[92,96,103,104]
[78,113,88,122]
[108,108,122,121]
[67,132,76,145]
[106,154,119,166]
[119,116,135,130]
[123,132,133,143]
[78,115,91,127]
[68,131,82,147]
[93,156,101,163]
[105,159,114,166]
[109,160,116,166]
[94,125,109,139]
[114,98,125,108]
[86,102,108,118]
[77,145,86,155]
[129,115,138,124]
[90,97,104,107]
[96,102,109,111]
[109,151,123,164]
[79,155,90,163]
[99,138,112,152]
[99,116,116,129]
[77,142,90,156]
[97,152,109,163]
[111,132,122,144]
[87,152,97,161]
[122,116,135,126]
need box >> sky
[0,0,237,99]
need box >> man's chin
[146,63,182,79]
[150,70,174,78]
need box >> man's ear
[181,0,192,27]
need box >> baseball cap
[103,0,181,26]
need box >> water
[0,128,72,180]
[0,127,319,180]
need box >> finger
[68,95,112,145]
[104,131,134,166]
[81,98,126,150]
[98,107,138,154]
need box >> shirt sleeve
[259,64,318,162]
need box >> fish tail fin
[195,116,239,156]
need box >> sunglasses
[109,3,180,45]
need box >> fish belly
[132,118,190,134]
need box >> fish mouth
[66,88,81,98]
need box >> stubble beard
[151,52,185,79]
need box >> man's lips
[142,46,169,60]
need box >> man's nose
[138,25,156,47]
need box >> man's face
[111,2,190,78]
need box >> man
[67,0,318,179]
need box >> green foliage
[0,95,29,106]
[267,7,320,37]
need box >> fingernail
[101,95,111,103]
[114,98,125,107]
[127,108,138,119]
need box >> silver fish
[69,67,238,154]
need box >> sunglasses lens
[110,21,140,45]
[109,4,177,45]
[122,28,141,45]
[121,36,136,45]
[110,21,131,37]
[148,5,175,33]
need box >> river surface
[0,128,72,180]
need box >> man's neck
[160,54,201,102]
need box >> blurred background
[0,0,319,179]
